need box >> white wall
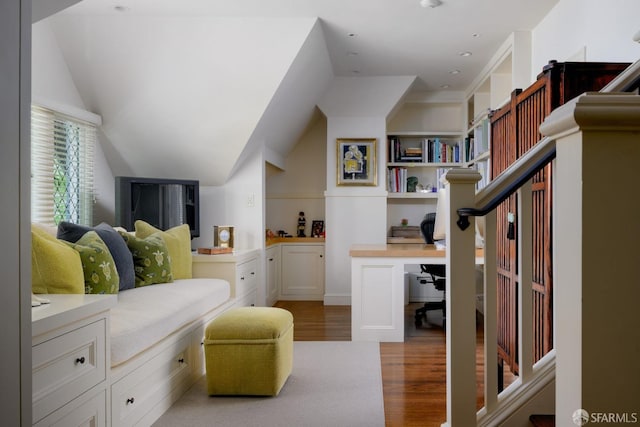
[223,148,265,251]
[266,114,327,235]
[190,185,225,250]
[222,147,266,304]
[318,76,414,304]
[2,0,31,423]
[532,0,640,74]
[32,20,115,225]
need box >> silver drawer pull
[178,358,185,364]
[126,397,135,405]
[75,356,85,365]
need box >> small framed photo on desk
[311,220,324,237]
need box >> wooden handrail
[456,137,556,230]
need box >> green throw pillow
[31,224,84,294]
[119,231,174,287]
[134,220,192,279]
[64,231,119,294]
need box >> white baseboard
[323,293,351,305]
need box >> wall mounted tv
[115,176,200,238]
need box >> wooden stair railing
[444,58,640,427]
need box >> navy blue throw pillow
[57,221,136,291]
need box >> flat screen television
[115,176,200,238]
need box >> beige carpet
[153,341,385,427]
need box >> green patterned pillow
[119,231,173,287]
[134,220,192,280]
[65,231,119,294]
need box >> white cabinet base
[280,244,324,301]
[32,294,116,426]
[351,258,406,342]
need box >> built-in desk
[350,244,483,342]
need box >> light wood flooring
[273,300,516,427]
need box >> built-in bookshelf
[386,133,466,197]
[465,113,491,190]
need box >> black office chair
[414,212,446,328]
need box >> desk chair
[414,212,446,328]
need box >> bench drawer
[111,334,193,427]
[235,258,258,299]
[34,388,106,427]
[32,319,107,423]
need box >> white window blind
[31,104,96,226]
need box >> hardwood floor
[273,300,516,427]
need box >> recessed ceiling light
[420,0,443,8]
[351,70,361,74]
[440,84,450,89]
[449,69,461,75]
[459,51,472,57]
[472,33,481,38]
[347,32,357,38]
[347,51,359,56]
[114,5,130,12]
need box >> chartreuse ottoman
[204,307,294,396]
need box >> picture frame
[336,138,377,186]
[311,220,324,238]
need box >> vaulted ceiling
[36,0,559,186]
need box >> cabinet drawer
[235,258,258,298]
[32,319,107,423]
[236,290,257,307]
[34,388,106,427]
[111,335,192,427]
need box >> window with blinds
[31,105,96,226]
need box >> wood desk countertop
[349,243,483,258]
[266,237,325,246]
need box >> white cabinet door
[265,245,281,306]
[280,245,324,300]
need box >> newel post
[444,169,481,427]
[540,92,640,426]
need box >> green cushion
[204,307,294,396]
[134,220,192,280]
[64,231,119,294]
[119,231,173,287]
[205,307,294,341]
[31,224,84,294]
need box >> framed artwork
[336,138,377,186]
[311,220,324,238]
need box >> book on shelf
[197,247,233,255]
[388,135,462,164]
[473,118,490,158]
[464,136,474,162]
[387,167,408,193]
[426,138,461,163]
[475,161,489,190]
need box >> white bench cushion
[110,278,231,366]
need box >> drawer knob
[126,397,135,405]
[75,356,85,365]
[240,276,245,280]
[251,271,255,275]
[178,358,185,364]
